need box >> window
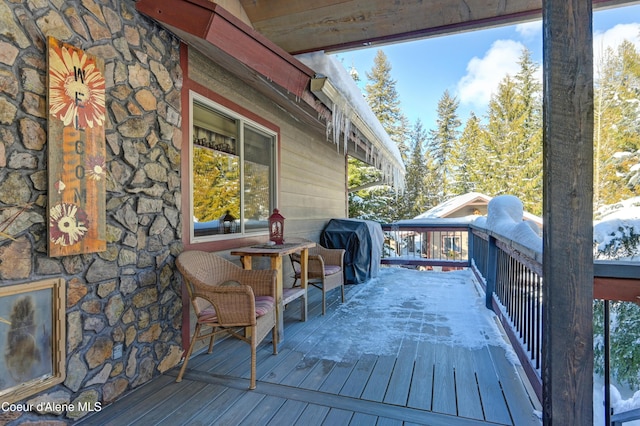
[190,94,276,241]
[442,235,461,254]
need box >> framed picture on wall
[0,278,66,403]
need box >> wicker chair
[175,250,278,389]
[291,245,345,315]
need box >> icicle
[332,103,343,149]
[342,117,351,155]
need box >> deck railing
[468,224,544,401]
[381,222,640,424]
[380,222,470,269]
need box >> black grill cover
[320,219,383,284]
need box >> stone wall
[0,0,183,422]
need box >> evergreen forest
[348,42,640,222]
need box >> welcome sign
[47,37,106,256]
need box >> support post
[485,235,497,310]
[605,300,611,425]
[542,0,594,424]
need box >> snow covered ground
[293,267,517,364]
[594,196,640,261]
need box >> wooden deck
[79,269,541,426]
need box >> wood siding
[187,48,347,242]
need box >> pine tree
[427,90,461,202]
[594,40,640,207]
[453,112,486,194]
[346,49,409,222]
[512,49,543,215]
[365,50,410,162]
[402,120,429,217]
[471,48,543,215]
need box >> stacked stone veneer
[0,0,184,423]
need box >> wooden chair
[175,250,278,389]
[291,245,346,315]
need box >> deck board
[384,344,417,406]
[318,360,357,394]
[376,416,404,426]
[338,354,378,398]
[182,387,245,425]
[432,344,458,416]
[214,391,267,425]
[300,358,337,390]
[236,395,286,425]
[87,375,179,425]
[155,383,228,426]
[349,412,378,425]
[260,399,306,425]
[488,345,541,426]
[295,404,330,426]
[129,380,209,425]
[407,339,435,411]
[324,407,354,424]
[79,270,540,426]
[454,348,485,420]
[474,347,513,425]
[361,355,396,401]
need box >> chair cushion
[296,264,341,277]
[198,307,218,323]
[324,265,342,276]
[254,296,275,317]
[197,296,275,323]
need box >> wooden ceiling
[237,0,639,54]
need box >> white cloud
[515,21,542,39]
[594,23,640,74]
[456,39,525,110]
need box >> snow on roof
[394,194,543,253]
[414,192,542,225]
[414,192,491,219]
[295,51,405,190]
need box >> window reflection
[191,99,275,240]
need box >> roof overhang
[309,75,405,188]
[137,0,404,187]
[237,0,640,54]
[137,0,328,136]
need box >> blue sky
[334,4,640,131]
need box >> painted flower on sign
[54,180,65,193]
[48,42,106,129]
[86,155,106,181]
[49,203,89,246]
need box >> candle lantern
[220,210,236,234]
[268,208,285,244]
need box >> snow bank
[594,374,640,426]
[474,195,542,253]
[594,197,640,261]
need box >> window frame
[188,91,278,244]
[441,235,462,254]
